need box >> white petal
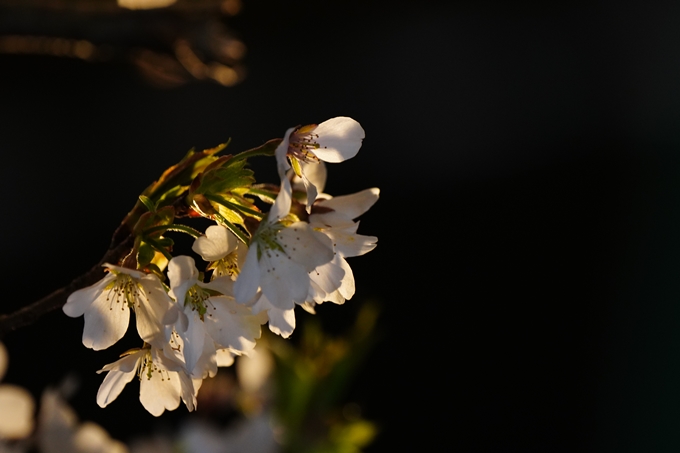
[275,127,294,181]
[0,384,34,439]
[204,297,261,353]
[63,274,114,318]
[192,225,238,262]
[234,245,262,305]
[277,222,334,271]
[300,300,318,313]
[312,117,364,163]
[309,211,355,229]
[96,352,142,408]
[316,188,379,219]
[216,348,235,367]
[267,307,296,338]
[300,171,319,214]
[336,256,356,300]
[327,228,378,258]
[301,160,327,195]
[167,256,199,306]
[259,251,309,309]
[179,373,200,412]
[178,308,208,374]
[139,369,181,417]
[203,275,235,296]
[82,289,130,351]
[268,177,292,224]
[189,337,218,379]
[250,295,296,338]
[135,275,174,349]
[309,254,346,296]
[104,263,146,279]
[269,128,295,224]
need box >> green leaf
[136,242,155,267]
[133,205,175,236]
[195,159,255,195]
[138,195,156,212]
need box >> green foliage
[192,158,255,196]
[268,303,381,453]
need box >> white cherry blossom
[306,188,379,306]
[165,256,263,377]
[278,117,364,211]
[233,213,334,318]
[63,264,174,351]
[234,138,335,336]
[192,225,246,280]
[96,347,201,417]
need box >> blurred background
[2,0,680,451]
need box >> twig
[0,233,134,339]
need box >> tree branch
[0,233,134,339]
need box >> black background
[2,0,680,451]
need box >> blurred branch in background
[0,0,246,87]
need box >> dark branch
[0,233,134,339]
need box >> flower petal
[277,222,334,271]
[259,250,310,309]
[139,369,181,417]
[167,256,199,306]
[269,176,292,224]
[96,352,142,408]
[216,348,236,367]
[234,245,262,305]
[192,225,239,262]
[293,160,327,195]
[316,187,379,219]
[327,228,378,258]
[63,274,113,318]
[135,275,175,349]
[179,309,208,375]
[312,117,364,163]
[309,254,346,297]
[250,294,296,338]
[82,289,130,351]
[204,297,261,353]
[266,307,296,339]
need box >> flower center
[254,223,286,261]
[105,274,142,310]
[288,124,321,163]
[138,350,171,382]
[185,284,212,319]
[212,253,239,279]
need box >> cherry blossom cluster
[62,117,378,416]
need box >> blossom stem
[229,138,282,163]
[142,236,174,262]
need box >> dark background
[2,0,680,451]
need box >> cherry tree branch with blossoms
[0,117,379,420]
